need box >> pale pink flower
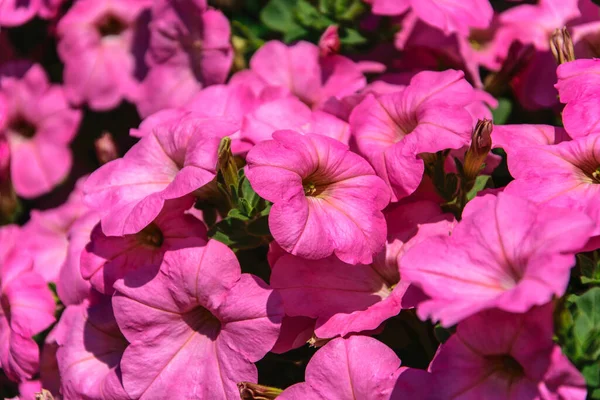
[83,116,237,236]
[364,0,493,36]
[247,40,366,110]
[136,0,233,117]
[271,201,453,338]
[349,70,476,201]
[19,179,88,282]
[57,0,151,110]
[505,133,600,238]
[57,298,129,399]
[241,97,350,146]
[246,130,390,265]
[112,241,283,399]
[430,304,587,399]
[0,230,56,382]
[400,192,594,326]
[81,196,206,295]
[1,63,82,198]
[278,335,430,400]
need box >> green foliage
[491,97,512,125]
[466,175,492,201]
[557,288,600,394]
[577,253,600,286]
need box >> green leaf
[573,288,600,361]
[240,176,261,213]
[260,0,301,33]
[592,388,600,399]
[340,28,368,46]
[466,175,492,201]
[247,215,271,237]
[583,362,600,388]
[296,0,333,31]
[578,253,600,285]
[227,208,250,221]
[491,98,512,125]
[433,324,453,344]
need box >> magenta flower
[19,180,88,282]
[136,0,233,117]
[0,0,64,26]
[246,130,390,264]
[400,192,594,326]
[57,0,151,110]
[278,335,430,400]
[271,201,453,338]
[430,304,587,399]
[81,197,207,295]
[57,211,100,307]
[1,63,82,198]
[505,134,600,238]
[349,70,476,201]
[57,298,129,399]
[271,316,316,354]
[241,97,350,146]
[492,124,571,157]
[247,40,366,109]
[364,0,493,36]
[112,241,283,399]
[0,241,55,382]
[83,116,237,236]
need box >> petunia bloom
[83,115,237,236]
[57,0,151,110]
[1,63,82,198]
[246,130,390,265]
[0,0,65,27]
[271,201,453,338]
[349,70,476,201]
[81,196,207,294]
[0,229,56,382]
[430,304,587,399]
[137,0,233,117]
[112,240,283,399]
[364,0,493,36]
[57,298,129,399]
[278,335,430,400]
[400,192,594,326]
[247,40,366,110]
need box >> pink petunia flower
[430,304,587,399]
[19,178,88,282]
[0,0,65,27]
[1,63,82,198]
[81,196,207,295]
[136,0,233,117]
[400,192,594,326]
[57,0,151,110]
[278,335,430,400]
[83,115,238,236]
[0,227,56,382]
[112,241,283,399]
[247,40,366,110]
[492,124,571,157]
[271,201,453,338]
[364,0,493,36]
[57,298,129,399]
[349,70,476,201]
[246,130,390,265]
[241,97,350,146]
[505,133,600,238]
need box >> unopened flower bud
[463,119,493,182]
[237,382,283,400]
[550,27,575,65]
[218,137,239,194]
[319,25,341,57]
[95,132,118,165]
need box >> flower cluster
[1,0,600,399]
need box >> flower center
[135,223,164,248]
[96,14,127,37]
[184,305,222,340]
[578,159,600,184]
[469,29,494,51]
[8,116,36,139]
[485,354,525,381]
[591,166,600,184]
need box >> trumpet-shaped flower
[430,305,587,400]
[349,70,476,201]
[1,63,82,198]
[246,130,390,265]
[400,192,594,326]
[112,241,283,399]
[83,116,237,236]
[81,197,206,295]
